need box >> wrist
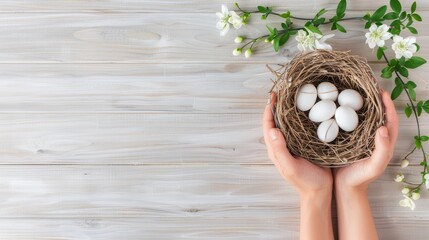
[299,188,332,208]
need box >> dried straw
[269,50,385,167]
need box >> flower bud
[264,38,270,43]
[232,48,242,56]
[234,36,244,43]
[394,174,405,182]
[411,192,421,200]
[244,48,253,58]
[271,40,274,45]
[401,159,409,168]
[401,187,410,194]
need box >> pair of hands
[263,90,399,196]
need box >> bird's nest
[269,50,385,167]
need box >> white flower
[399,195,415,210]
[401,159,409,168]
[394,173,405,182]
[228,11,244,29]
[411,192,421,200]
[244,48,253,58]
[424,174,429,189]
[216,5,231,36]
[365,24,392,49]
[392,35,417,59]
[232,48,242,56]
[234,36,244,43]
[401,187,410,195]
[295,28,334,52]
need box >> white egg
[317,82,338,101]
[317,119,339,143]
[309,100,336,122]
[296,84,317,111]
[338,89,364,111]
[335,106,359,132]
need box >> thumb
[269,128,296,170]
[369,126,392,173]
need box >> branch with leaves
[217,0,428,210]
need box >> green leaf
[316,8,327,18]
[363,13,371,20]
[281,23,288,30]
[412,13,422,21]
[266,25,274,34]
[258,6,266,13]
[390,27,401,35]
[377,47,384,60]
[391,85,403,100]
[421,136,429,141]
[261,14,267,20]
[415,138,422,149]
[372,5,387,20]
[313,18,326,25]
[398,67,409,77]
[405,80,417,89]
[381,69,393,79]
[415,43,420,52]
[400,11,407,20]
[405,105,412,118]
[280,11,291,18]
[411,1,417,13]
[306,25,322,35]
[273,37,280,52]
[404,56,427,69]
[417,101,423,116]
[408,87,417,101]
[390,0,402,13]
[336,23,347,33]
[407,26,418,34]
[364,21,371,29]
[279,33,290,46]
[423,100,429,113]
[395,77,402,86]
[337,0,347,17]
[384,12,398,20]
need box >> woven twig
[269,50,385,167]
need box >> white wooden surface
[0,0,428,239]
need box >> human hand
[263,92,333,196]
[333,90,399,192]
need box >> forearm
[335,185,378,240]
[299,190,334,240]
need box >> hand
[263,92,333,196]
[333,90,399,191]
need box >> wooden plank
[0,12,426,63]
[0,217,426,240]
[0,112,426,165]
[0,0,426,12]
[0,63,426,113]
[0,165,426,239]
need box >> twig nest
[270,50,384,167]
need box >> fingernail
[379,127,389,137]
[270,129,278,141]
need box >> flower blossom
[392,35,417,59]
[365,24,392,49]
[394,173,405,182]
[216,5,231,36]
[216,5,244,36]
[425,174,429,190]
[295,28,334,52]
[229,11,244,29]
[399,195,415,210]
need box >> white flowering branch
[216,0,428,210]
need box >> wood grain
[0,112,425,165]
[0,0,426,12]
[0,12,426,63]
[0,63,427,113]
[0,165,426,239]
